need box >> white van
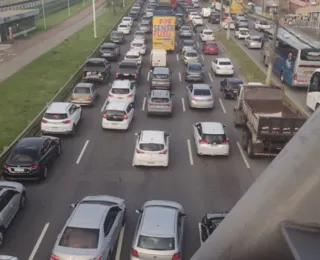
[192,0,199,7]
[150,49,167,68]
[201,7,211,18]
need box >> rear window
[219,61,231,65]
[194,89,211,95]
[58,227,99,249]
[74,87,91,94]
[184,41,194,46]
[111,88,130,94]
[133,43,143,47]
[181,27,190,31]
[101,45,115,50]
[138,235,175,250]
[251,37,261,42]
[9,147,38,163]
[119,24,127,28]
[85,61,103,67]
[151,97,169,103]
[119,62,137,68]
[153,73,169,79]
[139,143,164,151]
[105,110,125,116]
[203,31,212,35]
[188,64,202,70]
[206,43,217,47]
[44,113,68,120]
[202,134,227,144]
[186,52,198,57]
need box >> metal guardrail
[0,3,133,166]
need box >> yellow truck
[152,16,176,51]
[230,0,244,14]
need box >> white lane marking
[147,71,150,81]
[181,97,186,112]
[206,23,210,29]
[142,97,146,111]
[28,222,50,260]
[187,139,194,165]
[198,223,203,245]
[219,98,226,114]
[236,142,251,169]
[208,72,213,83]
[201,54,204,61]
[192,31,195,37]
[176,54,179,61]
[197,42,200,47]
[76,140,89,164]
[178,72,182,82]
[115,225,125,260]
[101,97,108,112]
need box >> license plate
[15,168,24,172]
[111,123,118,125]
[147,161,155,164]
[50,127,59,130]
[104,53,112,56]
[117,97,124,99]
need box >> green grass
[215,31,266,82]
[0,4,132,151]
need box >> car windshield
[112,32,122,36]
[251,37,261,42]
[111,88,130,94]
[119,24,127,28]
[151,97,169,103]
[101,45,115,50]
[260,20,268,25]
[194,89,210,95]
[58,227,99,249]
[126,54,139,59]
[44,113,68,120]
[203,31,212,35]
[188,64,202,71]
[9,146,38,164]
[138,235,175,250]
[219,61,231,65]
[186,52,198,57]
[139,143,164,151]
[206,43,217,47]
[74,87,91,94]
[202,134,227,144]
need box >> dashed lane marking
[219,98,226,114]
[198,223,204,245]
[101,97,108,112]
[28,222,50,260]
[208,72,213,83]
[236,142,251,169]
[178,72,182,82]
[142,97,146,111]
[181,97,186,112]
[176,54,179,61]
[201,54,204,61]
[187,139,194,166]
[147,71,150,81]
[76,140,89,164]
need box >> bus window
[309,72,320,92]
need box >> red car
[203,41,218,55]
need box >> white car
[222,20,235,30]
[189,12,198,20]
[130,39,146,55]
[211,58,234,76]
[41,102,82,135]
[121,16,133,27]
[107,79,136,104]
[234,28,249,39]
[200,29,215,41]
[117,23,131,35]
[254,20,271,31]
[102,102,134,130]
[193,122,230,156]
[133,130,170,167]
[133,30,146,42]
[201,7,211,17]
[244,35,262,49]
[124,50,142,64]
[193,1,199,7]
[192,15,203,25]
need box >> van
[150,49,167,68]
[201,7,211,18]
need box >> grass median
[215,31,266,82]
[0,4,132,151]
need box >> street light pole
[92,0,97,38]
[67,0,71,16]
[220,3,224,29]
[41,0,47,30]
[266,11,280,85]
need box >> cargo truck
[234,84,307,157]
[152,16,176,51]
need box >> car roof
[217,58,231,62]
[87,58,105,63]
[68,203,110,229]
[106,101,128,111]
[140,205,177,237]
[201,122,225,135]
[101,42,116,47]
[140,130,165,144]
[140,21,150,25]
[46,102,72,113]
[227,77,243,83]
[150,89,170,98]
[153,67,169,74]
[75,82,93,88]
[126,50,140,56]
[188,62,202,67]
[193,83,210,90]
[112,80,131,88]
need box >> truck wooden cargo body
[234,84,307,157]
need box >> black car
[3,136,61,181]
[100,42,120,61]
[208,13,220,24]
[116,60,141,81]
[129,11,139,20]
[82,58,111,83]
[220,77,243,99]
[110,31,124,44]
[200,212,228,243]
[184,62,204,82]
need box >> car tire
[0,229,4,247]
[57,144,62,156]
[41,166,48,180]
[20,191,26,209]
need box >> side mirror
[134,132,140,136]
[70,203,77,208]
[135,209,142,214]
[165,133,170,137]
[223,124,226,128]
[209,86,212,89]
[181,213,188,218]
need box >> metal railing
[0,3,132,167]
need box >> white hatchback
[193,122,230,156]
[200,29,214,41]
[124,50,142,64]
[117,23,131,35]
[130,40,146,55]
[107,80,136,104]
[192,15,203,25]
[41,102,82,135]
[235,28,249,39]
[102,102,134,130]
[211,58,234,76]
[133,130,170,167]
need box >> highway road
[0,11,273,260]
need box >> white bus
[307,68,320,111]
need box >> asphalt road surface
[0,12,274,260]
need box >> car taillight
[108,93,114,97]
[88,96,93,101]
[200,140,208,144]
[63,120,71,124]
[128,94,133,98]
[148,102,152,106]
[90,257,101,260]
[159,149,168,155]
[172,252,181,260]
[42,119,48,123]
[131,249,139,257]
[123,114,128,119]
[116,73,119,78]
[51,255,60,260]
[136,149,144,154]
[3,164,10,169]
[222,140,229,145]
[167,104,172,107]
[82,72,86,79]
[103,114,108,119]
[192,98,196,101]
[294,73,297,80]
[134,74,137,79]
[30,164,40,169]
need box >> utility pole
[219,2,224,30]
[265,11,280,85]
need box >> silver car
[179,26,192,38]
[244,35,262,49]
[187,83,214,109]
[139,21,151,33]
[0,181,26,246]
[150,67,172,90]
[70,82,99,106]
[131,200,187,260]
[183,49,200,65]
[134,30,146,42]
[147,89,173,116]
[0,256,19,260]
[180,39,197,54]
[51,195,126,260]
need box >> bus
[261,27,320,88]
[306,69,320,111]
